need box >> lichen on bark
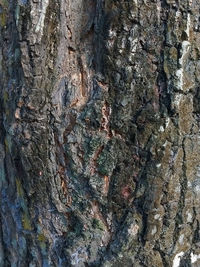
[0,0,200,266]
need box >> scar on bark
[100,102,111,137]
[78,56,87,97]
[91,200,111,239]
[57,166,72,207]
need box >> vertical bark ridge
[0,0,200,266]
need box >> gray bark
[0,0,200,266]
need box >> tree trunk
[0,0,200,266]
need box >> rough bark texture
[0,0,200,266]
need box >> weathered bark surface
[0,0,200,266]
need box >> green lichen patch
[16,178,24,197]
[4,136,11,153]
[0,0,8,8]
[92,218,105,231]
[0,0,8,27]
[22,213,32,231]
[38,233,47,243]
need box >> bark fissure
[0,0,200,266]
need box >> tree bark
[0,0,200,266]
